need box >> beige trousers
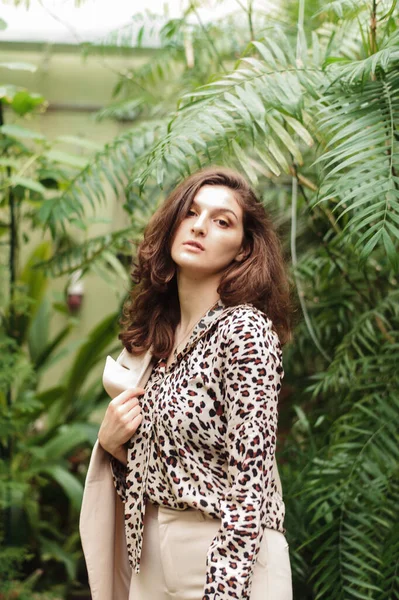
[128,500,293,600]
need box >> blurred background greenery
[0,0,398,598]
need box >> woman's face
[170,185,246,278]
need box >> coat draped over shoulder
[79,347,153,600]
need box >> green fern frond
[380,510,399,599]
[129,37,314,190]
[324,30,399,83]
[37,120,166,238]
[313,66,399,268]
[308,289,399,397]
[83,10,168,51]
[302,389,399,599]
[314,0,370,20]
[32,227,140,277]
[94,98,145,122]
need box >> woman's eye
[185,210,229,227]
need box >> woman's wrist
[111,446,128,466]
[98,437,128,466]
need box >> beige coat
[79,347,153,600]
[79,346,283,600]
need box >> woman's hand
[98,387,145,465]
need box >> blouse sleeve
[202,310,284,600]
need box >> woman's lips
[183,241,205,252]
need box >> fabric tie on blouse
[124,372,160,573]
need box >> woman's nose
[191,216,207,235]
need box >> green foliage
[0,307,120,594]
[128,35,313,189]
[1,0,399,598]
[37,120,164,240]
[28,3,398,596]
[0,64,124,596]
[313,38,399,270]
[0,86,45,117]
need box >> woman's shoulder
[219,303,277,340]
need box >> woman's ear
[234,243,250,262]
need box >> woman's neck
[175,273,221,334]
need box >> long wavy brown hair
[119,166,293,357]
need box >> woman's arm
[109,446,128,466]
[98,386,145,501]
[202,309,284,600]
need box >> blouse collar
[162,298,235,371]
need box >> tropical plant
[0,54,125,595]
[0,238,122,595]
[2,0,399,597]
[0,242,122,595]
[35,0,398,598]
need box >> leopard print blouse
[110,299,286,600]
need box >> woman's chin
[175,261,214,278]
[173,253,205,269]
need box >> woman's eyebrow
[191,200,238,221]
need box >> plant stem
[9,181,16,333]
[370,0,377,56]
[290,171,331,362]
[297,177,373,308]
[248,0,255,40]
[296,0,306,64]
[0,100,14,547]
[190,3,227,73]
[234,0,255,39]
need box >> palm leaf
[33,227,140,277]
[302,390,399,599]
[313,54,399,268]
[308,289,399,397]
[38,121,165,238]
[127,36,315,190]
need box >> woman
[80,167,293,600]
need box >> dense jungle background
[0,0,398,598]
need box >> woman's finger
[125,403,142,422]
[121,411,143,437]
[112,387,145,406]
